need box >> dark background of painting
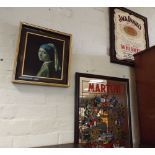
[15,23,71,85]
[23,33,63,77]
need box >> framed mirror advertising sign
[74,73,132,148]
[109,7,149,66]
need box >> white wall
[0,7,154,148]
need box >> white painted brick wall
[59,131,74,144]
[0,7,154,147]
[13,133,59,147]
[0,136,13,148]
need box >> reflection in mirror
[75,73,132,148]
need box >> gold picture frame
[12,22,72,87]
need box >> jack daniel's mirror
[109,7,149,66]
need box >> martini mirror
[74,72,132,148]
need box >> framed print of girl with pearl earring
[12,22,71,87]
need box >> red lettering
[88,83,122,94]
[101,84,106,92]
[121,44,142,53]
[126,45,130,51]
[107,85,112,93]
[96,84,100,92]
[121,44,125,49]
[88,83,94,92]
[131,47,134,52]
